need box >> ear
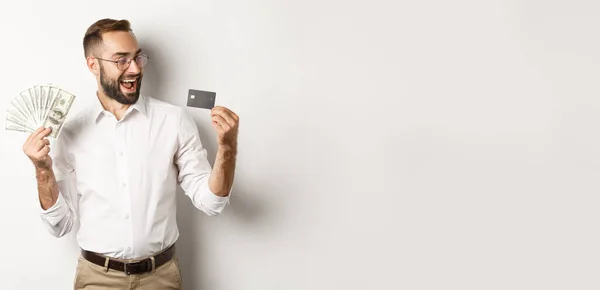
[86,56,99,76]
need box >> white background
[0,0,599,289]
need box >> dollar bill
[39,85,49,126]
[30,87,39,126]
[5,120,33,133]
[11,94,35,128]
[42,86,60,125]
[42,89,75,139]
[7,104,30,126]
[6,110,36,132]
[4,85,76,137]
[19,90,35,125]
[35,86,42,125]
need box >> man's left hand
[211,106,239,150]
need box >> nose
[126,60,141,74]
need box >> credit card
[187,89,216,109]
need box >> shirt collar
[93,93,148,123]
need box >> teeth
[122,79,136,83]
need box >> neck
[97,91,130,121]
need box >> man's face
[96,31,144,105]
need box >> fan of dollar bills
[5,84,76,139]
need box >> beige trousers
[73,255,183,290]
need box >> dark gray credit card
[187,89,216,109]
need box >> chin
[124,94,139,104]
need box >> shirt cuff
[203,181,231,205]
[40,192,68,227]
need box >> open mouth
[120,77,138,92]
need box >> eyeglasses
[94,54,149,71]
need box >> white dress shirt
[39,94,230,260]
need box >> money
[42,89,75,139]
[6,112,35,132]
[4,84,76,138]
[5,121,32,132]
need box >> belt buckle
[124,262,133,275]
[124,259,150,275]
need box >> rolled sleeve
[38,136,79,237]
[40,191,69,227]
[198,179,231,216]
[175,109,231,216]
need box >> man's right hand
[23,126,53,170]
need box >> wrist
[35,166,54,177]
[217,145,237,159]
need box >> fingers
[38,127,52,139]
[39,145,51,157]
[21,127,53,169]
[26,127,46,144]
[212,115,230,130]
[23,127,52,157]
[27,127,52,145]
[211,106,239,127]
[34,138,50,151]
[216,113,236,128]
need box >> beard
[99,63,142,105]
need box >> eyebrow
[112,49,142,58]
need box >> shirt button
[124,214,129,219]
[122,183,127,187]
[127,247,131,251]
[119,152,123,157]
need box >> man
[22,18,239,289]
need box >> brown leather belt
[81,244,175,275]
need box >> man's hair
[83,18,132,58]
